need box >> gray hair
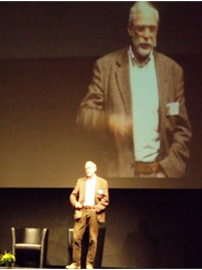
[129,1,159,24]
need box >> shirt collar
[86,174,97,181]
[128,45,153,68]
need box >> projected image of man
[77,2,192,178]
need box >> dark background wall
[0,1,202,268]
[0,2,202,59]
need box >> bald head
[84,161,97,178]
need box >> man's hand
[108,114,132,138]
[156,171,166,178]
[75,202,82,209]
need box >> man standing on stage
[66,161,109,269]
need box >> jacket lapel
[95,176,99,198]
[95,176,101,203]
[154,51,169,148]
[115,48,132,116]
[80,177,86,203]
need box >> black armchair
[11,227,49,268]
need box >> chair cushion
[15,243,41,250]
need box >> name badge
[166,102,179,116]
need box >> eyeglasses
[133,25,157,36]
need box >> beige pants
[72,209,99,267]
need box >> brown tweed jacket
[70,176,109,223]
